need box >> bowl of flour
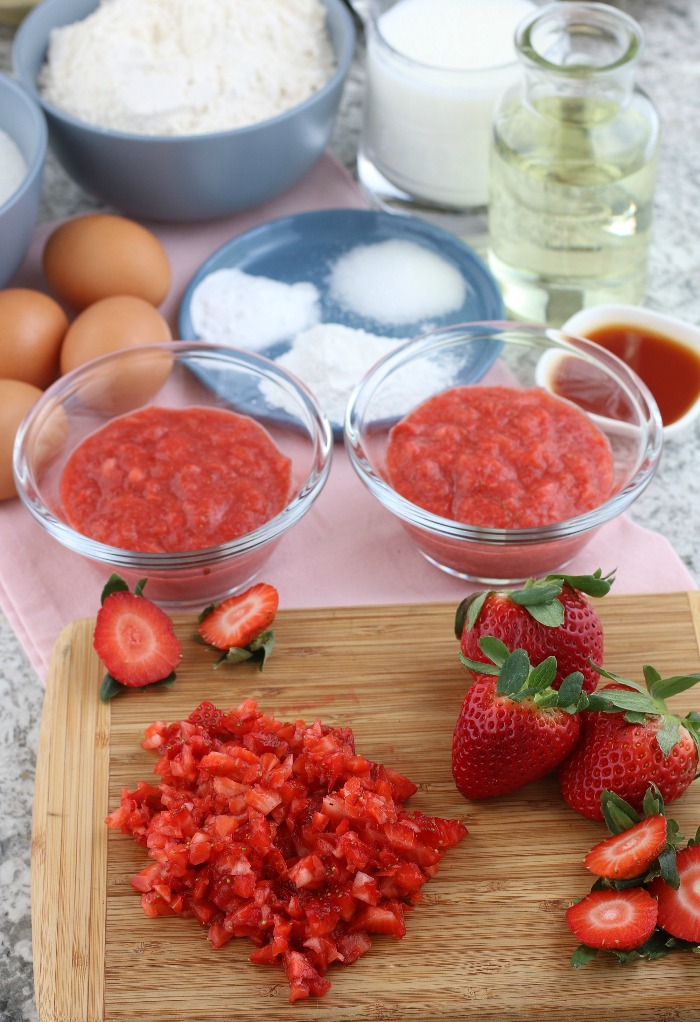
[12,0,355,221]
[0,72,47,287]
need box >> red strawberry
[93,577,181,687]
[584,814,668,880]
[455,570,614,693]
[648,843,700,943]
[198,582,278,651]
[559,666,700,821]
[452,639,585,799]
[565,888,658,951]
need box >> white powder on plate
[189,267,321,350]
[0,129,27,207]
[261,322,457,425]
[328,239,467,325]
[39,0,336,135]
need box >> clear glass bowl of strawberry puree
[344,321,663,585]
[14,342,333,607]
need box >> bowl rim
[343,320,664,545]
[12,0,356,142]
[13,341,334,567]
[0,70,48,213]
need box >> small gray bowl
[13,0,355,222]
[0,72,47,287]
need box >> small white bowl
[559,304,700,440]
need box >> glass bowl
[344,321,663,584]
[14,342,333,606]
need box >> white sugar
[328,239,467,326]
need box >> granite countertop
[1,2,700,1018]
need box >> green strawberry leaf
[459,654,500,676]
[214,630,275,671]
[100,572,131,604]
[643,664,662,688]
[557,671,584,708]
[100,673,124,702]
[545,568,615,598]
[601,790,641,833]
[526,655,557,693]
[648,672,700,701]
[655,717,682,758]
[495,648,531,697]
[641,785,664,817]
[478,635,511,666]
[509,580,565,608]
[570,944,598,969]
[657,846,680,890]
[592,663,648,694]
[99,670,175,701]
[216,646,253,667]
[458,591,490,635]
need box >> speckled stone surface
[1,2,699,1018]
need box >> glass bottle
[487,2,660,327]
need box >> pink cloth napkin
[1,152,696,680]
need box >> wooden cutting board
[32,593,700,1022]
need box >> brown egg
[43,213,172,310]
[59,294,173,374]
[0,288,69,389]
[60,295,174,415]
[0,379,43,501]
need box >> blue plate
[179,209,505,436]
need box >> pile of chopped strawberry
[106,699,467,1002]
[565,787,700,966]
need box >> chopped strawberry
[93,587,181,687]
[649,844,700,943]
[198,582,278,651]
[565,888,658,951]
[584,814,668,880]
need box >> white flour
[0,129,27,207]
[262,322,457,425]
[189,268,321,350]
[328,239,467,325]
[39,0,336,135]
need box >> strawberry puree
[386,386,614,528]
[61,406,292,552]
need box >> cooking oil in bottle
[487,2,660,326]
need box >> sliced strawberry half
[584,814,668,880]
[198,582,279,650]
[93,590,182,686]
[565,887,658,951]
[649,843,700,943]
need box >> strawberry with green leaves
[455,569,614,693]
[93,574,181,700]
[559,664,700,820]
[452,638,587,799]
[197,582,278,669]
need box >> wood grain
[32,593,700,1022]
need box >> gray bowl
[0,72,47,287]
[13,0,355,222]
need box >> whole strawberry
[559,665,700,820]
[452,638,586,799]
[455,569,614,693]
